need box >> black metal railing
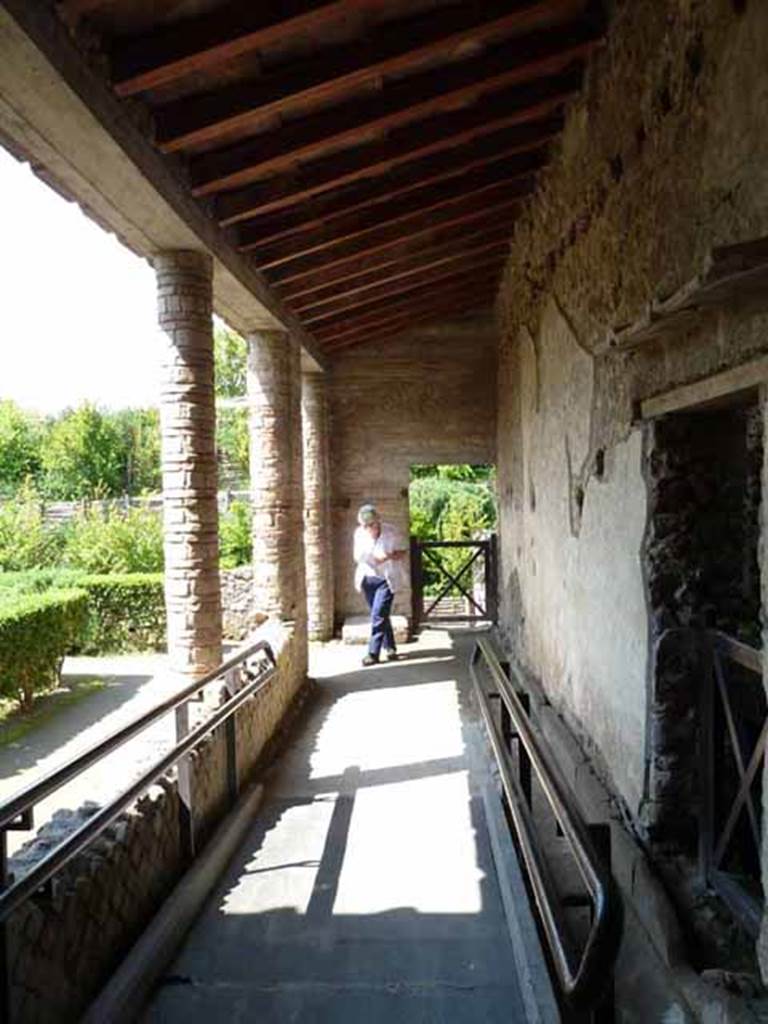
[470,636,622,1015]
[411,536,497,630]
[0,638,276,1018]
[698,629,765,938]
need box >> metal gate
[410,535,497,631]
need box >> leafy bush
[219,499,252,568]
[0,589,89,708]
[76,573,165,653]
[0,484,61,571]
[0,570,166,654]
[63,505,164,573]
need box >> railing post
[224,668,240,806]
[588,824,615,1024]
[698,633,715,886]
[410,536,422,634]
[1,831,10,1024]
[175,702,196,860]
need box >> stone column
[156,251,222,679]
[302,371,334,640]
[246,329,307,624]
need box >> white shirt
[353,522,408,593]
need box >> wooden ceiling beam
[154,0,586,152]
[292,234,513,312]
[260,183,528,282]
[225,131,549,242]
[313,277,500,335]
[315,285,497,344]
[270,203,524,290]
[238,157,539,263]
[303,256,507,326]
[112,1,378,97]
[191,39,581,193]
[209,24,597,217]
[214,114,561,232]
[323,304,491,353]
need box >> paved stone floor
[142,630,529,1023]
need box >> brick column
[246,329,307,624]
[302,371,334,640]
[155,251,222,679]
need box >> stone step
[341,614,409,645]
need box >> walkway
[142,630,531,1022]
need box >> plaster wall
[327,319,497,622]
[496,0,768,820]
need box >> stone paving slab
[141,632,529,1023]
[340,613,409,645]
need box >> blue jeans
[361,576,395,659]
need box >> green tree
[214,323,250,487]
[0,400,43,495]
[215,323,248,398]
[41,403,129,499]
[116,408,162,494]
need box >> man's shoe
[383,649,398,662]
[362,654,378,666]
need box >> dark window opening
[646,392,764,969]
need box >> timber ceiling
[56,0,604,354]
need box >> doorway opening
[645,391,764,964]
[408,464,498,629]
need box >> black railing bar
[419,540,488,549]
[712,713,768,867]
[711,646,761,849]
[710,869,762,940]
[711,631,762,674]
[0,639,275,833]
[422,548,486,618]
[472,640,621,1006]
[471,654,577,986]
[0,658,277,924]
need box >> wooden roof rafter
[291,233,513,312]
[302,255,507,326]
[147,0,589,152]
[238,162,538,264]
[193,71,578,196]
[277,216,520,299]
[262,187,528,283]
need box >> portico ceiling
[34,0,603,352]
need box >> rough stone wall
[7,620,307,1024]
[302,371,335,640]
[496,1,768,815]
[219,566,266,640]
[327,317,497,622]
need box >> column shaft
[247,330,307,623]
[302,372,334,640]
[156,250,222,679]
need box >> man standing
[353,504,407,666]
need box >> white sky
[0,145,162,414]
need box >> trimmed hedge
[78,574,165,654]
[0,589,89,708]
[0,570,166,654]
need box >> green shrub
[219,499,252,568]
[63,505,164,573]
[0,485,63,571]
[0,570,166,654]
[77,573,166,654]
[0,589,89,709]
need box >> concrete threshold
[134,631,553,1023]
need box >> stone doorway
[644,390,765,965]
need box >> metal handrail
[470,636,622,1010]
[0,638,276,924]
